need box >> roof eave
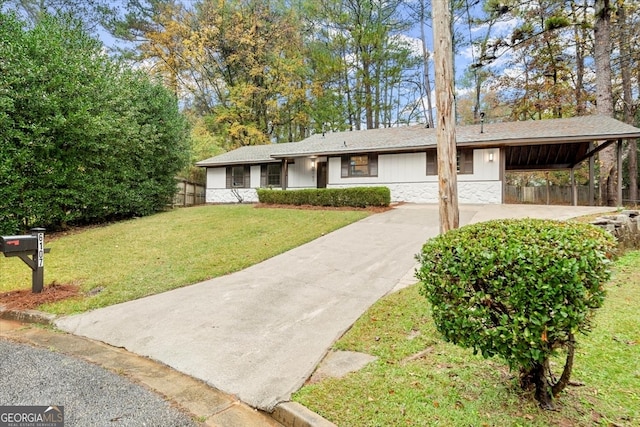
[196,159,281,168]
[271,147,426,158]
[271,132,640,158]
[459,132,640,147]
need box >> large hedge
[0,13,190,234]
[257,187,390,208]
[416,219,615,409]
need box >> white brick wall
[205,189,259,203]
[205,182,503,204]
[330,181,503,204]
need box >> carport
[456,115,640,206]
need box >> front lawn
[293,250,640,427]
[0,205,368,314]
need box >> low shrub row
[257,187,390,208]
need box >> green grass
[0,205,368,314]
[293,250,640,427]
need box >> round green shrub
[416,219,615,407]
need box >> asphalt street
[0,339,198,427]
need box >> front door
[317,161,327,188]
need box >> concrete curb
[0,304,56,325]
[0,317,283,426]
[272,402,338,427]
[0,310,335,427]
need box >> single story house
[196,115,640,205]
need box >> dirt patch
[0,283,80,310]
[46,222,115,241]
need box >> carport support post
[30,228,45,293]
[284,160,288,190]
[589,142,595,206]
[570,169,577,206]
[617,139,623,206]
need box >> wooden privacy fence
[173,180,206,207]
[505,186,639,206]
[505,185,589,205]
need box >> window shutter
[426,150,437,175]
[244,165,251,188]
[369,154,378,176]
[260,164,267,187]
[341,156,349,177]
[226,167,232,188]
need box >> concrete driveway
[55,204,613,411]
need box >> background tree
[483,1,583,120]
[303,0,422,129]
[613,0,639,203]
[466,0,639,205]
[594,0,616,205]
[0,0,115,31]
[98,0,640,196]
[405,0,435,128]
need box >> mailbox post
[0,228,49,293]
[31,228,46,293]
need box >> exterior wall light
[489,152,494,162]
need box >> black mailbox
[0,235,38,254]
[0,228,48,293]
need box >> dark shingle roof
[196,142,298,166]
[196,115,640,167]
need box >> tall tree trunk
[342,43,355,131]
[619,1,638,204]
[432,0,459,233]
[630,139,639,204]
[362,50,374,129]
[419,0,434,128]
[374,60,381,128]
[572,0,588,116]
[594,0,616,206]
